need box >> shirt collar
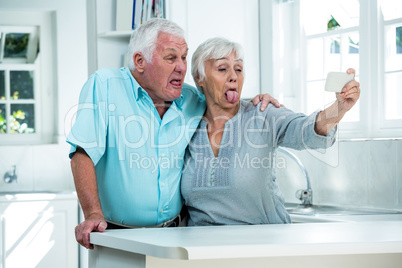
[173,93,184,108]
[125,67,143,101]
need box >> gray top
[181,101,337,226]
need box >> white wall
[0,0,88,192]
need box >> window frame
[0,61,41,142]
[0,10,56,145]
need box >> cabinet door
[2,199,77,268]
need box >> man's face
[143,32,188,102]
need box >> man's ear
[133,52,146,72]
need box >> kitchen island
[89,221,402,268]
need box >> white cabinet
[0,192,78,268]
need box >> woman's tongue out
[225,89,239,104]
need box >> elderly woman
[181,37,360,226]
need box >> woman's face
[197,52,244,109]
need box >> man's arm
[71,147,107,249]
[315,68,360,136]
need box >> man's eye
[236,69,242,72]
[218,68,226,71]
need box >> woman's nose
[229,69,237,82]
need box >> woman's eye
[218,68,226,71]
[236,69,242,72]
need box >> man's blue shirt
[67,67,206,226]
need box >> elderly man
[67,18,279,249]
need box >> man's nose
[175,59,187,73]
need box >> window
[263,0,402,139]
[300,0,361,136]
[381,1,402,124]
[0,26,39,135]
[0,11,56,144]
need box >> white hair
[191,37,244,94]
[127,18,185,71]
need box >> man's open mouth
[170,79,182,88]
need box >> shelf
[98,30,133,39]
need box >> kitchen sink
[285,203,400,216]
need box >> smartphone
[324,72,355,92]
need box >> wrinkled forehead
[209,49,243,62]
[213,53,244,65]
[155,32,188,51]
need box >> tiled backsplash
[276,139,402,210]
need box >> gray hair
[127,18,185,71]
[191,37,244,94]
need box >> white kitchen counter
[290,213,402,223]
[89,221,402,268]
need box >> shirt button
[142,96,145,99]
[161,154,165,157]
[160,209,164,213]
[161,182,165,186]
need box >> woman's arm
[314,68,360,136]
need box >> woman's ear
[133,52,146,72]
[194,75,204,88]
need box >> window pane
[385,24,402,72]
[10,104,35,133]
[397,26,402,53]
[379,0,402,21]
[10,71,34,99]
[301,0,360,36]
[0,104,6,133]
[4,33,30,58]
[0,70,5,100]
[306,80,326,115]
[330,38,340,54]
[349,33,359,54]
[343,32,360,71]
[325,36,341,71]
[306,39,324,81]
[385,72,402,120]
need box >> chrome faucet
[277,147,312,206]
[4,165,17,183]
